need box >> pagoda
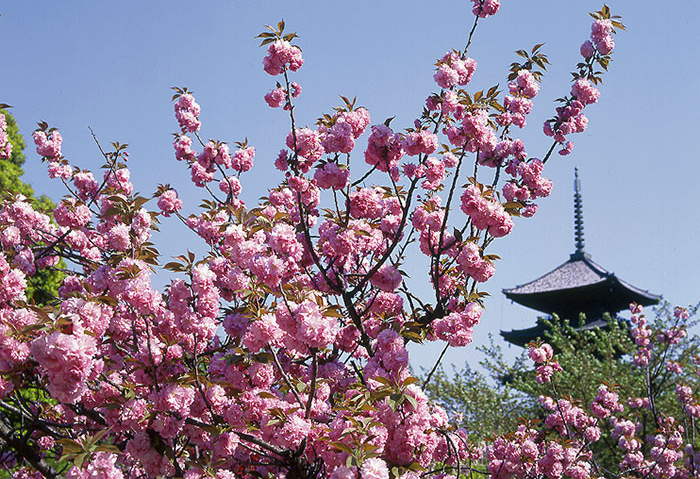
[500,169,661,347]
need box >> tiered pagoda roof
[500,169,661,347]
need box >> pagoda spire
[574,168,584,253]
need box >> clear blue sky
[2,1,699,370]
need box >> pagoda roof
[503,251,661,318]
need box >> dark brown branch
[0,419,57,479]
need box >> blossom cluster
[542,12,622,156]
[543,79,595,156]
[262,40,303,76]
[487,424,593,479]
[460,185,514,237]
[528,342,563,384]
[502,157,552,217]
[432,301,482,347]
[319,108,371,154]
[33,130,63,159]
[539,396,601,442]
[156,189,183,217]
[445,109,497,154]
[433,51,477,90]
[33,127,72,185]
[364,124,404,174]
[471,0,500,18]
[171,124,256,212]
[174,94,201,133]
[455,241,494,283]
[30,329,98,403]
[264,82,301,108]
[589,19,615,55]
[499,69,540,128]
[591,385,623,419]
[630,304,654,366]
[314,162,350,190]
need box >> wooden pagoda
[500,169,661,347]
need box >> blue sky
[2,1,699,370]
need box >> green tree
[512,309,699,470]
[1,109,62,304]
[421,337,536,442]
[424,306,700,471]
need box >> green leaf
[57,439,83,454]
[402,376,419,386]
[611,20,626,30]
[74,452,89,468]
[329,441,354,454]
[372,376,393,386]
[87,429,109,446]
[95,445,121,453]
[404,394,419,410]
[295,381,308,393]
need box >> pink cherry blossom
[263,40,304,75]
[174,93,201,133]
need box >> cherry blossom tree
[3,2,696,479]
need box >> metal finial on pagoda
[574,168,584,253]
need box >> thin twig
[422,343,450,389]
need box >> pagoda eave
[504,275,660,319]
[500,317,624,347]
